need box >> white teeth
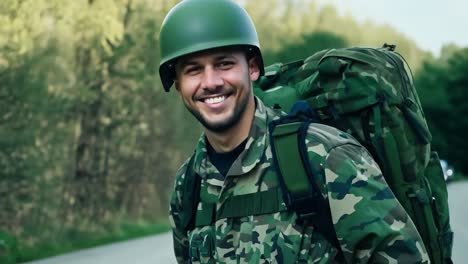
[205,96,226,104]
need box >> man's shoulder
[304,123,380,185]
[260,99,362,152]
[173,156,193,190]
[176,157,191,173]
[258,98,285,120]
[305,123,362,154]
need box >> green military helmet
[158,0,265,92]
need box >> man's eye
[184,67,200,75]
[218,61,234,69]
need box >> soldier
[158,0,430,263]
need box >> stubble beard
[186,86,252,134]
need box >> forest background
[1,0,467,262]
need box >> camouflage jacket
[169,98,430,264]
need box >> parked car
[440,159,454,182]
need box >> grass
[16,220,171,263]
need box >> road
[24,181,468,264]
[22,232,176,264]
[448,181,468,264]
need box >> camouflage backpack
[178,44,453,263]
[254,44,453,264]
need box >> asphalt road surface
[24,181,468,264]
[448,181,468,264]
[22,232,176,264]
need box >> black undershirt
[206,138,248,177]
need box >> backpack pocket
[189,227,216,264]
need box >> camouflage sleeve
[324,143,430,263]
[169,160,190,264]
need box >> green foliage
[444,49,468,175]
[0,231,17,264]
[415,47,468,176]
[264,31,348,64]
[1,0,194,261]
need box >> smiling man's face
[174,47,259,133]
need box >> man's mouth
[204,95,226,105]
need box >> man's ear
[248,56,260,82]
[174,79,181,93]
[173,68,182,93]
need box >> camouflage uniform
[169,98,430,264]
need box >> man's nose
[201,68,224,89]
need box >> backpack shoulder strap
[268,102,344,261]
[179,153,201,232]
[182,154,285,229]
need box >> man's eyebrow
[178,53,237,69]
[214,54,236,61]
[178,60,199,69]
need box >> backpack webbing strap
[194,188,285,227]
[269,117,344,262]
[271,121,312,196]
[426,152,454,262]
[180,154,201,232]
[218,188,284,218]
[401,101,432,145]
[194,202,215,227]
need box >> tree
[267,31,348,63]
[1,0,195,256]
[444,48,468,174]
[415,47,468,176]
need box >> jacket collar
[192,97,271,184]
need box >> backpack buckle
[285,192,321,221]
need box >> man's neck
[205,98,255,153]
